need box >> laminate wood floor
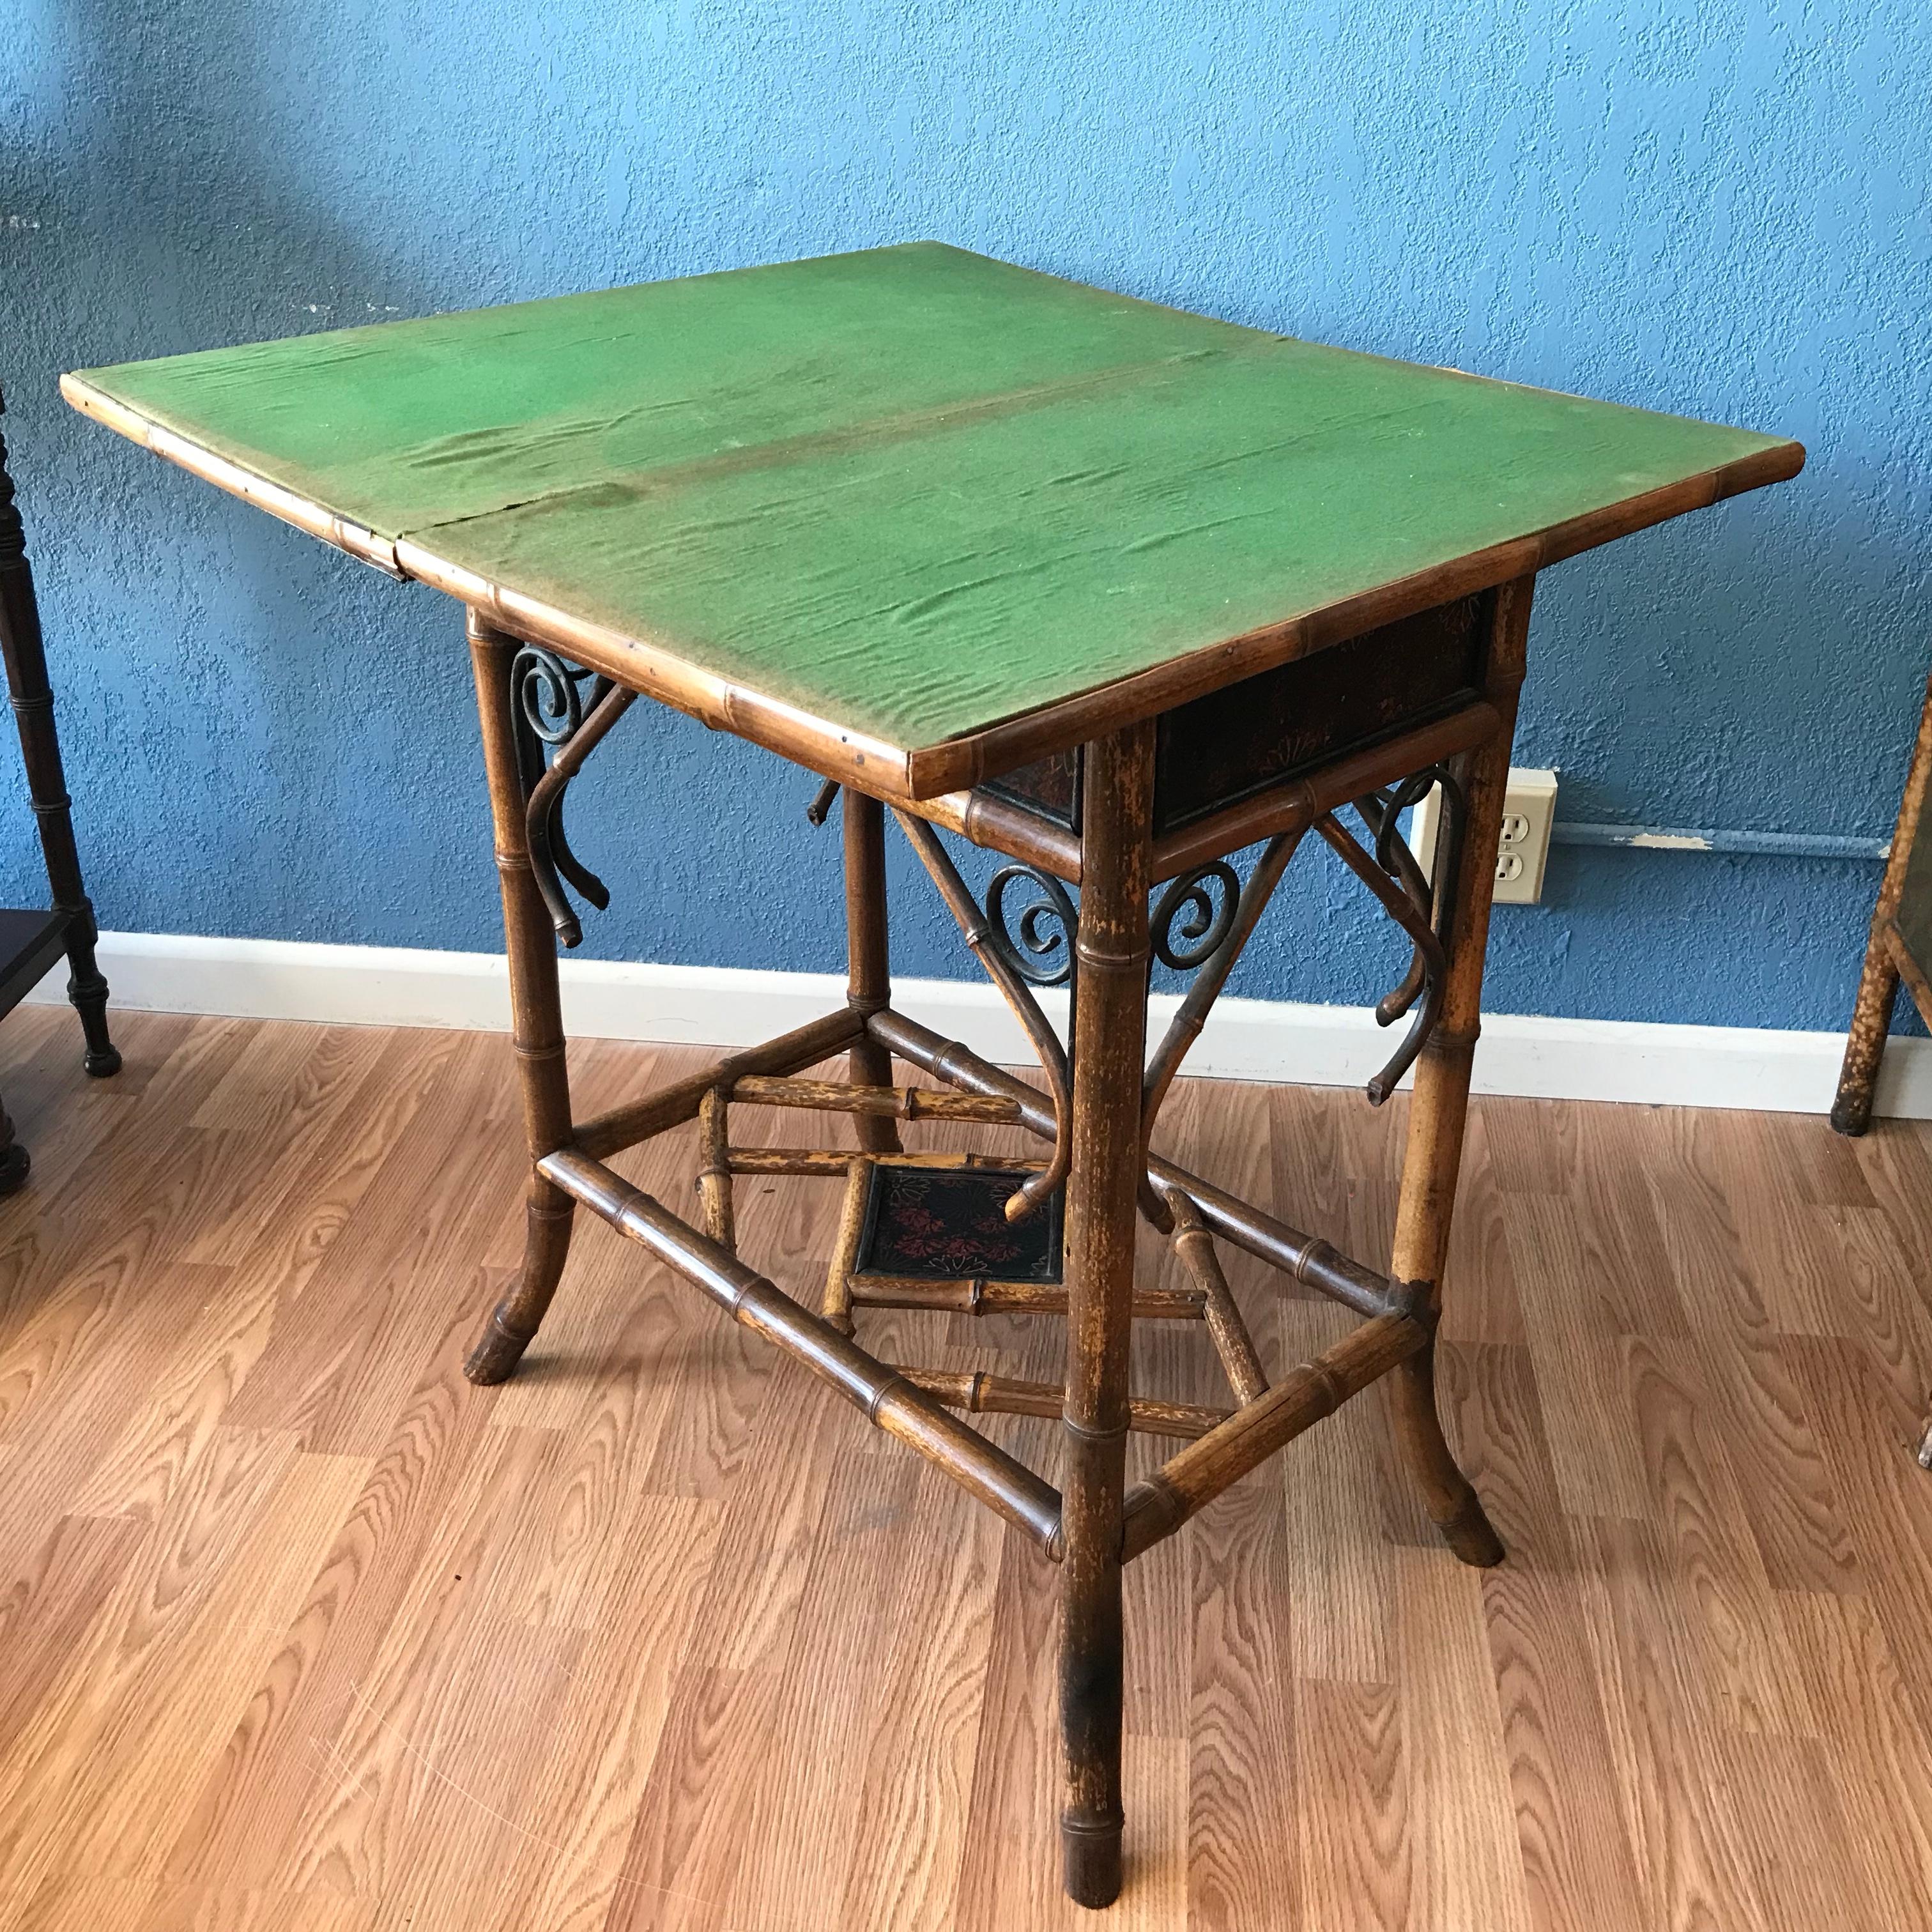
[0,1004,1928,1931]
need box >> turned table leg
[1059,719,1155,1908]
[1383,578,1533,1568]
[463,613,577,1385]
[0,392,118,1078]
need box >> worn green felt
[72,242,1796,753]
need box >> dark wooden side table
[0,388,119,1190]
[62,245,1802,1905]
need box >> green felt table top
[65,242,1801,797]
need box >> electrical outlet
[1409,768,1558,905]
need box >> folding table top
[64,242,1802,801]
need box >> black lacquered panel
[981,590,1489,835]
[852,1165,1064,1284]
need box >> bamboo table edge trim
[57,371,1801,803]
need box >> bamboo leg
[820,1156,870,1335]
[843,788,901,1154]
[1158,1180,1268,1404]
[1059,719,1154,1909]
[463,613,578,1386]
[1830,930,1901,1138]
[697,1085,735,1253]
[1832,670,1932,1135]
[1384,578,1534,1568]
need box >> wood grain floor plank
[1641,1110,1865,1595]
[1294,1678,1408,1932]
[1479,1554,1644,1932]
[1277,1296,1395,1682]
[176,1027,402,1267]
[1719,1107,1876,1211]
[164,1328,499,1892]
[949,1519,1066,1932]
[51,1018,261,1232]
[1847,1114,1932,1287]
[1267,1083,1399,1288]
[0,1071,141,1219]
[1397,1548,1533,1932]
[1502,1200,1650,1520]
[221,1035,529,1455]
[1682,1319,1860,1597]
[0,1237,230,1628]
[0,1513,146,1768]
[603,1664,786,1932]
[56,1450,373,1889]
[1571,1515,1761,1932]
[1777,1590,1932,1928]
[1706,1731,1888,1932]
[832,1465,1004,1932]
[723,1455,930,1932]
[1525,1110,1689,1337]
[1183,1478,1298,1932]
[267,1421,562,1898]
[0,1215,174,1450]
[1441,1110,1529,1346]
[487,1495,723,1932]
[3,1015,1929,1929]
[10,1876,380,1932]
[1623,1335,1818,1738]
[1781,1335,1932,1742]
[1430,1342,1569,1570]
[0,1428,366,1897]
[68,1262,273,1524]
[1476,1096,1582,1197]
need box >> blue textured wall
[3,1,1928,1030]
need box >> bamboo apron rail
[65,241,1803,1910]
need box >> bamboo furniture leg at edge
[463,612,579,1386]
[1059,717,1155,1910]
[1381,576,1533,1570]
[1832,668,1932,1136]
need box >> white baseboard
[22,930,1932,1119]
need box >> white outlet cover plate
[1410,767,1558,905]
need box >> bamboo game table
[64,245,1802,1908]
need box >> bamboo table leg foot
[1062,1814,1125,1912]
[460,611,578,1386]
[465,1185,576,1383]
[70,966,118,1074]
[65,914,119,1077]
[1830,925,1898,1137]
[1390,1349,1504,1565]
[1380,578,1529,1569]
